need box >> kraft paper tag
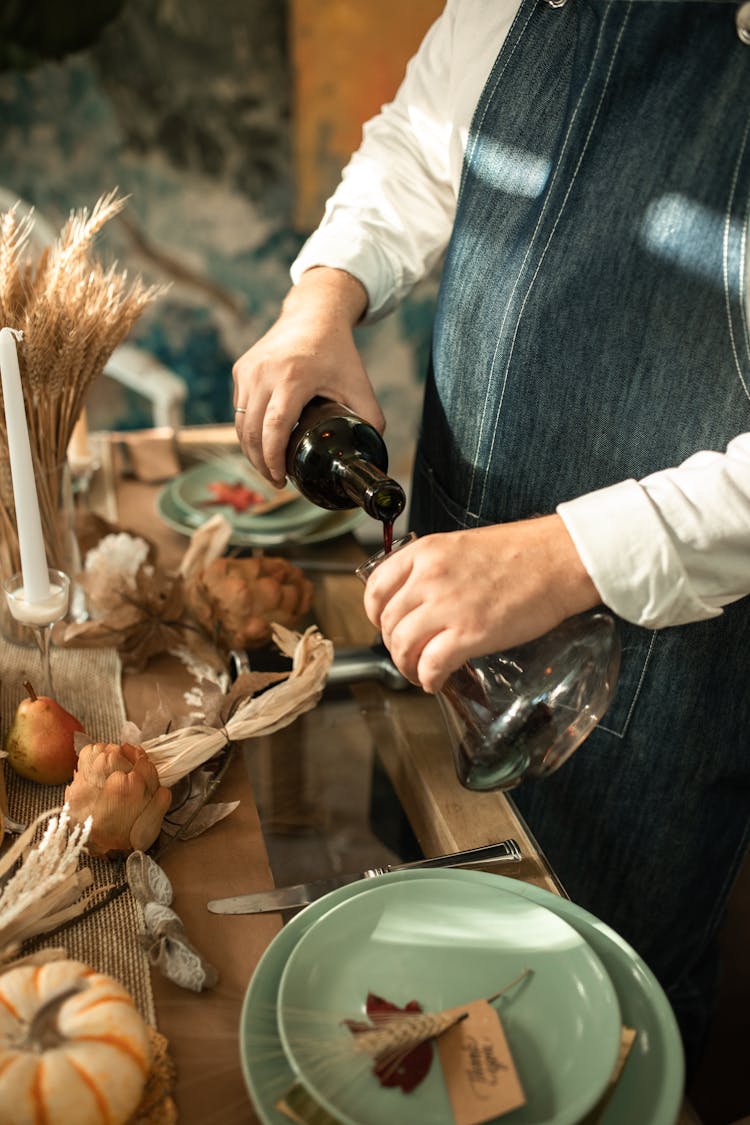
[436,999,525,1125]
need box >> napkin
[118,427,181,483]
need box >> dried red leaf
[374,1039,433,1093]
[344,992,433,1094]
[203,480,265,513]
[367,993,423,1020]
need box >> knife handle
[390,838,522,873]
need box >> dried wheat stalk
[350,1009,467,1061]
[0,191,164,577]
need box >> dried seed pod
[183,555,314,651]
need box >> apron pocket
[596,620,658,739]
[411,450,481,533]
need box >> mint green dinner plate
[156,477,364,547]
[239,869,684,1125]
[276,877,621,1125]
[171,458,325,534]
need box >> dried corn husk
[0,756,6,841]
[142,623,333,786]
[177,512,232,578]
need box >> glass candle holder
[357,535,620,791]
[0,460,83,643]
[3,568,70,696]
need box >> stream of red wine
[383,518,394,555]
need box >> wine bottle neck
[334,458,406,522]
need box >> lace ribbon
[126,851,218,992]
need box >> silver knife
[207,838,522,914]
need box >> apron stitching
[475,3,632,517]
[461,0,539,201]
[740,192,750,364]
[722,109,750,400]
[597,628,656,738]
[464,3,613,514]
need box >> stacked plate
[157,455,365,548]
[240,870,685,1125]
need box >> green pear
[5,682,85,785]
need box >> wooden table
[94,425,693,1125]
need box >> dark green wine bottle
[285,397,406,523]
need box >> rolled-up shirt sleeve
[291,5,459,320]
[557,433,750,628]
[291,0,519,320]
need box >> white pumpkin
[0,958,151,1125]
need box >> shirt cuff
[557,480,721,628]
[291,225,402,322]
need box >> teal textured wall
[0,0,434,467]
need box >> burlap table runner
[1,639,156,1025]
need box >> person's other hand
[363,516,600,693]
[232,267,383,486]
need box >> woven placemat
[0,639,156,1025]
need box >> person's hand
[232,267,383,486]
[363,516,601,693]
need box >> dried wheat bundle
[0,191,164,578]
[142,623,334,786]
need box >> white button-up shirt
[292,0,750,630]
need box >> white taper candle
[0,327,51,603]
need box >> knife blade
[206,838,522,914]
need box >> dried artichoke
[184,555,314,650]
[65,742,172,858]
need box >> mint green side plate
[156,477,364,547]
[276,876,621,1125]
[171,458,324,534]
[239,869,684,1125]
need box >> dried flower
[184,555,314,651]
[63,556,210,673]
[83,533,151,618]
[0,805,96,963]
[64,743,172,858]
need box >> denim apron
[409,0,750,1064]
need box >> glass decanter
[357,535,620,791]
